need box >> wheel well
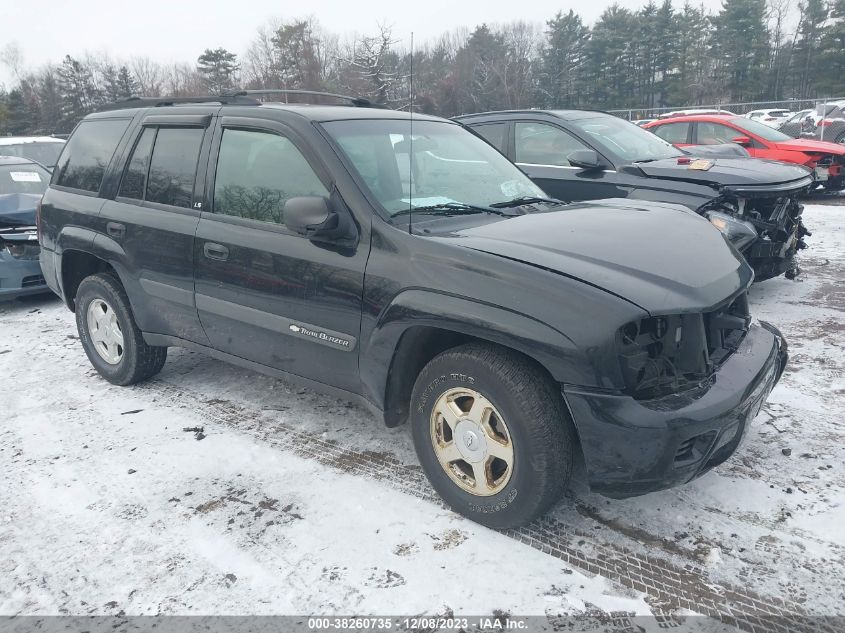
[382,326,560,428]
[61,251,117,311]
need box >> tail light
[818,120,834,127]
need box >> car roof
[0,136,65,145]
[649,114,743,125]
[0,155,43,166]
[86,102,447,124]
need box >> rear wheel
[75,273,167,385]
[410,343,575,528]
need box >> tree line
[2,0,845,135]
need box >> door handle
[106,222,125,239]
[203,242,229,261]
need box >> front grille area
[618,292,751,400]
[21,274,45,288]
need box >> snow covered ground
[0,205,842,630]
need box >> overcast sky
[1,0,747,87]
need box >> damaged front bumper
[563,321,787,499]
[0,227,49,300]
[700,185,811,281]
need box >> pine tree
[539,11,590,108]
[791,0,831,97]
[196,48,240,95]
[710,0,770,101]
[56,55,101,130]
[819,0,845,94]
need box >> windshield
[0,164,50,195]
[322,119,546,217]
[0,142,64,168]
[730,117,793,142]
[568,116,683,162]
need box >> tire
[410,342,575,528]
[75,272,167,386]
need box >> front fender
[360,289,589,408]
[626,185,713,212]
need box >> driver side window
[213,128,328,225]
[515,122,589,167]
[696,122,737,145]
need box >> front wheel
[410,343,575,528]
[75,272,167,385]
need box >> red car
[645,115,845,190]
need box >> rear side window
[472,123,507,152]
[145,127,204,208]
[54,119,130,193]
[652,122,690,144]
[118,127,155,200]
[213,128,328,225]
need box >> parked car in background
[645,114,845,190]
[0,136,66,170]
[632,118,656,126]
[38,94,788,528]
[777,105,845,142]
[777,109,815,136]
[0,156,50,299]
[456,109,811,281]
[745,109,793,127]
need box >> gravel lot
[1,205,842,631]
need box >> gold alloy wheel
[430,387,514,496]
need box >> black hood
[633,157,813,191]
[444,199,753,314]
[0,193,40,228]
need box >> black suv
[39,94,787,528]
[455,110,812,281]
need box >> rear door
[98,114,212,343]
[193,115,367,392]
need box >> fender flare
[55,227,133,310]
[360,289,585,412]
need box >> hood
[447,199,753,313]
[634,156,813,189]
[771,138,845,155]
[0,193,40,228]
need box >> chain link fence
[609,97,845,120]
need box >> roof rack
[98,94,261,111]
[237,89,387,108]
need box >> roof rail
[237,89,388,108]
[98,94,261,111]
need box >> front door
[512,121,627,201]
[193,116,367,392]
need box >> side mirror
[567,149,604,170]
[284,196,335,236]
[283,195,358,245]
[731,136,752,146]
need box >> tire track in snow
[138,378,837,633]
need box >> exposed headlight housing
[617,293,751,400]
[706,211,758,251]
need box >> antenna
[408,32,414,235]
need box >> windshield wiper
[392,202,512,218]
[489,196,566,208]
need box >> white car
[0,136,66,170]
[745,109,794,127]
